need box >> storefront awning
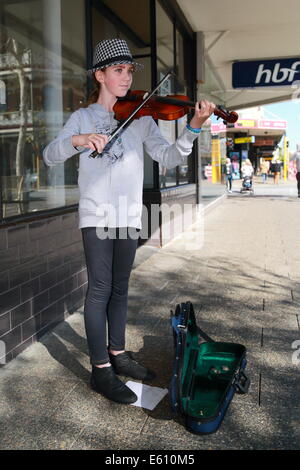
[177,0,300,109]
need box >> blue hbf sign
[232,58,300,88]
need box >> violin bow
[89,70,173,158]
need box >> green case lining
[180,320,246,420]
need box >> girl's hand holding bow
[72,133,109,154]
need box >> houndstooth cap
[87,38,143,75]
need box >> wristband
[186,123,202,133]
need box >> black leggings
[82,227,139,365]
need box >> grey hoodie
[43,103,198,229]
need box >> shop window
[100,0,150,51]
[176,29,189,185]
[156,0,177,189]
[0,0,86,219]
[156,2,195,189]
[91,1,152,187]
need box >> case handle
[196,326,214,343]
[235,370,250,394]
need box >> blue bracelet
[186,123,202,133]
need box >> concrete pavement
[0,180,299,450]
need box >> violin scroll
[214,105,239,124]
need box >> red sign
[253,138,275,146]
[258,120,287,129]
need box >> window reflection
[156,1,177,189]
[91,1,152,187]
[0,0,86,218]
[176,29,189,185]
[156,3,195,189]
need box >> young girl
[43,38,215,405]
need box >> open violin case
[169,302,250,435]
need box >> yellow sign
[234,137,255,144]
[211,139,221,183]
[236,120,256,128]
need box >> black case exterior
[170,301,250,435]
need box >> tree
[1,35,30,177]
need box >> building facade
[211,108,287,179]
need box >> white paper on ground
[125,381,168,410]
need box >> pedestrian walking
[260,158,270,183]
[290,143,300,197]
[43,38,215,405]
[272,158,281,185]
[240,158,254,192]
[225,157,234,192]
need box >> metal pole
[283,134,288,181]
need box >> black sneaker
[109,352,156,381]
[90,365,137,404]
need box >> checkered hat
[87,38,143,75]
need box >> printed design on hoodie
[94,122,124,164]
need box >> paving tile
[0,375,79,423]
[1,324,90,381]
[140,400,299,450]
[0,415,84,450]
[50,380,149,434]
[2,193,300,450]
[70,424,219,450]
[259,369,300,410]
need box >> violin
[89,71,238,158]
[114,90,238,124]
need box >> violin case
[169,301,250,435]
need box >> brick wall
[0,186,198,366]
[0,211,87,365]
